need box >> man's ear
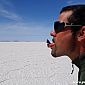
[77,26,85,42]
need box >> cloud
[0,22,50,41]
[0,9,22,21]
[0,0,50,41]
[0,0,22,21]
[66,0,85,5]
[0,22,50,35]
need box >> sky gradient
[0,0,85,42]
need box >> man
[47,5,85,85]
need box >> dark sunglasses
[54,21,82,33]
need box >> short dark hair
[60,5,85,33]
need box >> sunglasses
[54,21,82,33]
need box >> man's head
[48,5,85,60]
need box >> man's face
[48,11,76,57]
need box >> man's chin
[51,52,60,58]
[51,51,63,58]
[51,53,56,57]
[51,50,57,57]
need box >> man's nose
[50,30,56,37]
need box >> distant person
[47,5,85,85]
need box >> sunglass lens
[54,22,65,33]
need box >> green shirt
[72,53,85,85]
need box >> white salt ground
[0,42,78,85]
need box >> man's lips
[47,39,55,48]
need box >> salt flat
[0,42,78,85]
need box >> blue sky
[0,0,85,42]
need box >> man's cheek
[56,37,63,41]
[57,39,66,46]
[55,44,62,49]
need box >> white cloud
[0,22,50,41]
[0,0,22,21]
[67,0,85,5]
[0,0,50,41]
[0,9,22,21]
[0,22,50,35]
